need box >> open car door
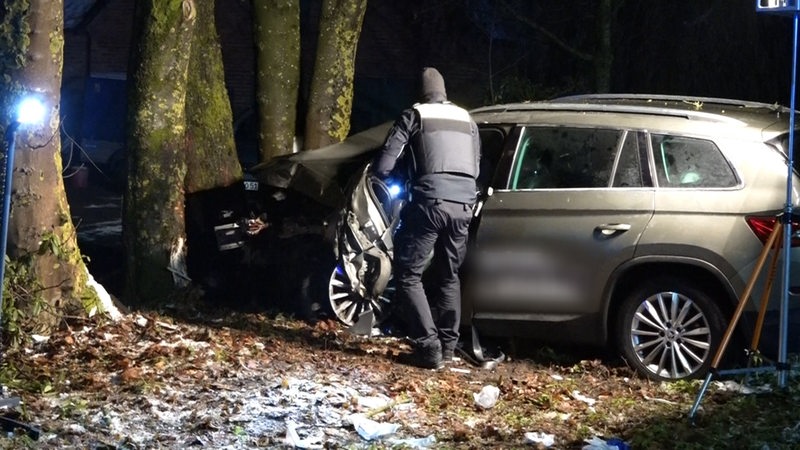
[330,165,404,326]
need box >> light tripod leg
[688,222,783,420]
[749,237,782,355]
[689,372,714,420]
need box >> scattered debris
[473,385,500,409]
[571,390,597,407]
[525,431,555,447]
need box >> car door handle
[596,223,631,236]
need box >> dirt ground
[0,308,639,449]
[3,306,800,450]
[22,172,795,449]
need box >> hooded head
[420,67,447,103]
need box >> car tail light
[745,215,800,247]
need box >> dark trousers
[393,199,472,351]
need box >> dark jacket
[372,69,481,204]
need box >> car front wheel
[328,262,394,327]
[616,278,726,381]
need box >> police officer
[371,67,481,369]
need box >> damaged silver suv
[235,94,800,381]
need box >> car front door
[468,126,655,336]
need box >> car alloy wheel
[618,279,724,381]
[328,263,393,327]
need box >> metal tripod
[688,217,795,420]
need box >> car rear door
[469,126,655,322]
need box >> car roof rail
[471,102,750,126]
[550,93,788,113]
[471,92,799,126]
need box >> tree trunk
[594,0,614,93]
[125,0,196,305]
[0,0,100,337]
[303,0,367,150]
[253,0,300,161]
[183,0,243,295]
[185,0,241,193]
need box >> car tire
[329,260,395,327]
[616,277,726,381]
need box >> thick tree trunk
[185,0,241,193]
[253,0,300,161]
[303,0,367,150]
[125,0,196,305]
[183,0,243,294]
[0,0,99,335]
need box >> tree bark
[253,0,300,161]
[183,0,243,294]
[125,0,196,305]
[0,0,99,335]
[185,0,241,193]
[593,0,617,93]
[303,0,367,150]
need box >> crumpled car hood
[249,122,392,208]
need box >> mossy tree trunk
[303,0,367,150]
[125,0,196,305]
[0,0,99,337]
[253,0,300,162]
[185,0,241,192]
[183,0,242,292]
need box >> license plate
[244,180,259,191]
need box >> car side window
[478,127,505,192]
[510,126,623,189]
[651,134,737,188]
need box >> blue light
[388,184,402,198]
[16,97,45,125]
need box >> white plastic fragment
[348,414,400,441]
[524,431,555,447]
[31,334,49,343]
[473,385,500,409]
[387,434,437,448]
[571,390,597,406]
[715,380,772,394]
[550,374,564,381]
[582,436,629,450]
[85,267,121,320]
[284,420,323,449]
[66,423,87,434]
[356,394,392,410]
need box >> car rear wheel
[616,278,726,381]
[328,262,394,327]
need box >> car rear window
[651,134,737,188]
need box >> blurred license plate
[244,180,259,191]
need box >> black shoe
[442,347,456,363]
[398,343,443,370]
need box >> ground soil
[9,174,791,449]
